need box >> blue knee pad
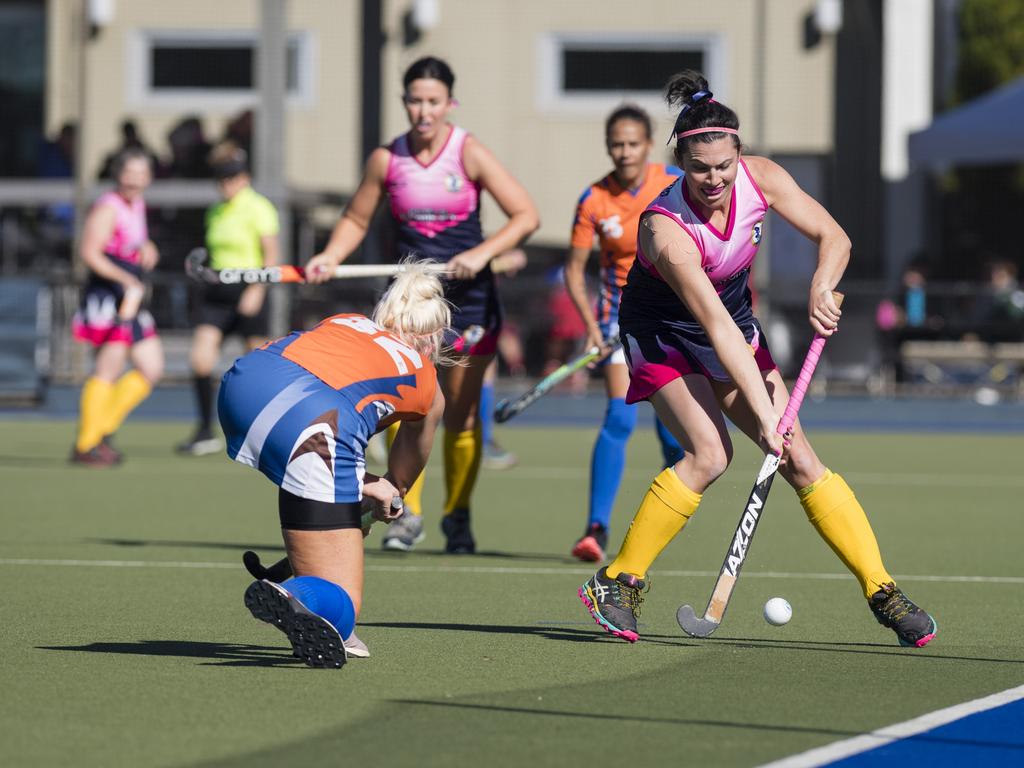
[589,398,638,529]
[655,417,685,467]
[284,575,355,640]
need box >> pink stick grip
[777,334,826,436]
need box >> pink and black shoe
[579,567,647,643]
[571,523,607,563]
[869,582,937,648]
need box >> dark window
[562,48,703,92]
[0,2,45,177]
[150,41,300,91]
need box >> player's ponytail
[372,259,453,364]
[665,69,741,163]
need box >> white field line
[757,683,1024,768]
[0,558,1022,584]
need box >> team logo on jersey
[751,220,763,246]
[599,215,624,239]
[444,173,463,193]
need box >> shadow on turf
[387,699,1024,751]
[708,636,1024,665]
[359,620,694,648]
[38,640,303,668]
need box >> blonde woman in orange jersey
[219,263,449,667]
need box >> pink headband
[676,126,739,139]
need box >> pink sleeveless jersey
[96,191,148,265]
[637,159,767,291]
[384,125,483,259]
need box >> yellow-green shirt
[205,186,279,270]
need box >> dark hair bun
[666,70,710,109]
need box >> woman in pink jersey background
[579,71,936,649]
[70,148,164,467]
[307,57,538,555]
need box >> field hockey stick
[677,292,843,638]
[494,334,621,423]
[242,497,403,582]
[185,248,523,285]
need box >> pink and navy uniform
[385,125,498,354]
[218,313,437,504]
[621,159,776,402]
[71,191,157,346]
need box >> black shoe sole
[244,580,347,669]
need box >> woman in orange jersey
[564,105,684,562]
[219,264,449,668]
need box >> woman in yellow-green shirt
[177,144,280,455]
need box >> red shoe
[571,524,607,562]
[69,445,118,468]
[97,436,123,464]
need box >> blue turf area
[5,386,1024,433]
[826,699,1024,767]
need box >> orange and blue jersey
[570,163,682,326]
[218,314,437,503]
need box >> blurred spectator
[223,109,253,157]
[37,121,75,178]
[966,260,1024,342]
[99,120,162,180]
[166,116,211,178]
[876,261,943,382]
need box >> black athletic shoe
[869,582,937,648]
[578,567,647,642]
[441,508,475,554]
[244,579,347,668]
[571,523,608,562]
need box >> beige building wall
[46,0,834,248]
[46,0,360,191]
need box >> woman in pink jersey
[70,148,164,467]
[579,71,936,648]
[307,57,539,555]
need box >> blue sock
[655,416,685,467]
[588,398,637,529]
[479,382,495,446]
[283,575,355,639]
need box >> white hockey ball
[763,597,792,626]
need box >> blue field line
[759,684,1024,768]
[3,387,1024,433]
[826,698,1024,767]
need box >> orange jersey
[276,313,437,421]
[571,163,683,319]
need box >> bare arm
[640,214,781,450]
[450,136,539,279]
[386,385,445,495]
[238,233,279,317]
[306,147,390,283]
[746,156,846,335]
[563,245,604,351]
[80,205,141,288]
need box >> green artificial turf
[1,420,1022,767]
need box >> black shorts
[194,284,269,338]
[278,487,362,531]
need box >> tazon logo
[724,493,763,576]
[219,267,281,284]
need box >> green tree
[955,0,1024,102]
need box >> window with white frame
[537,33,725,114]
[128,30,315,109]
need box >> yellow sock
[102,370,152,436]
[443,424,482,515]
[76,377,115,452]
[386,422,425,516]
[606,467,702,579]
[799,469,893,599]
